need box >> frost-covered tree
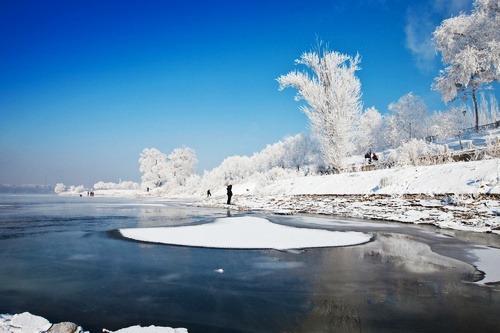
[93,181,140,190]
[138,148,169,189]
[357,106,383,152]
[251,133,322,172]
[428,107,468,139]
[385,139,451,167]
[54,183,66,194]
[477,92,500,124]
[281,134,323,171]
[166,147,198,186]
[432,0,500,131]
[277,46,362,171]
[384,93,428,147]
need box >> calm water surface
[0,194,499,333]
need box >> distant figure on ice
[207,189,211,198]
[226,185,233,205]
[146,187,150,193]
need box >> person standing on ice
[226,185,233,205]
[207,189,211,198]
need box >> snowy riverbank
[191,159,500,233]
[63,159,500,233]
[197,193,499,234]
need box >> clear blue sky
[0,0,473,185]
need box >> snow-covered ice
[120,216,372,250]
[0,312,51,333]
[104,325,187,333]
[470,246,500,285]
[0,312,188,333]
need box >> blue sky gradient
[0,0,474,185]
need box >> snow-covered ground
[227,158,500,196]
[120,216,371,250]
[437,127,500,152]
[0,312,187,333]
[58,159,500,233]
[192,159,500,233]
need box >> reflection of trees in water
[363,233,474,275]
[135,206,222,228]
[302,298,362,333]
[294,232,479,332]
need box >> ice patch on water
[120,216,372,250]
[470,246,500,285]
[0,312,187,333]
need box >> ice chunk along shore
[119,216,372,250]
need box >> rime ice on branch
[277,46,362,171]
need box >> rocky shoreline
[195,193,500,234]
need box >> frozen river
[1,194,499,332]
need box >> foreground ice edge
[119,216,372,250]
[0,312,188,333]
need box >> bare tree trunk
[472,89,479,132]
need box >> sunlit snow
[120,216,371,250]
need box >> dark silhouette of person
[226,185,233,205]
[147,187,150,193]
[365,149,378,164]
[207,189,211,197]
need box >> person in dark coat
[207,189,211,197]
[226,185,233,205]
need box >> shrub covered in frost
[54,183,66,194]
[385,139,451,167]
[93,181,140,190]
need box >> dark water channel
[0,195,499,333]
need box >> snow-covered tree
[93,181,140,190]
[251,133,322,172]
[432,0,500,131]
[277,46,362,171]
[428,106,468,139]
[54,183,66,194]
[138,148,169,189]
[281,134,323,171]
[385,139,451,167]
[357,106,383,152]
[478,92,500,124]
[166,147,198,186]
[383,93,428,147]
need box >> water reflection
[0,195,499,333]
[363,233,474,275]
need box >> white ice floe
[0,312,187,333]
[104,325,187,333]
[214,268,224,273]
[470,246,500,285]
[119,216,371,250]
[0,312,52,333]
